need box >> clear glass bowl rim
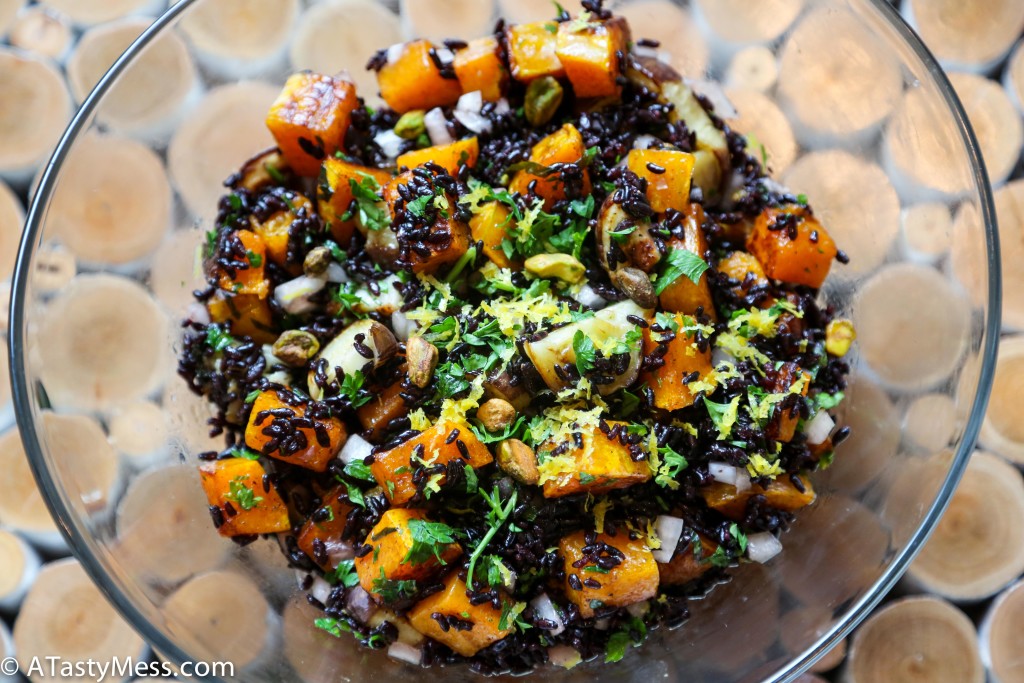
[6,1,1003,680]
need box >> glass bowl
[8,0,1001,681]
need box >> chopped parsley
[403,519,459,565]
[314,617,352,638]
[572,330,597,376]
[372,569,418,602]
[340,370,372,408]
[246,250,263,268]
[225,476,262,511]
[655,444,688,489]
[347,173,389,232]
[205,325,234,352]
[327,559,360,588]
[705,396,741,440]
[654,248,710,295]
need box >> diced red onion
[309,577,332,604]
[324,262,349,284]
[434,47,455,66]
[388,641,422,666]
[632,134,658,150]
[385,43,405,65]
[548,645,582,669]
[686,78,738,119]
[712,347,736,367]
[593,618,611,631]
[708,462,751,492]
[626,601,650,619]
[325,539,355,565]
[345,585,377,623]
[339,434,373,465]
[425,107,453,146]
[804,410,835,446]
[454,91,492,134]
[572,284,607,309]
[391,310,415,341]
[651,515,685,563]
[494,98,511,114]
[529,593,565,636]
[746,532,783,564]
[374,130,405,159]
[274,275,326,315]
[186,302,210,325]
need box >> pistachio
[394,110,427,140]
[496,439,540,486]
[272,330,321,367]
[303,246,332,277]
[406,335,439,389]
[524,253,586,283]
[615,267,657,308]
[477,398,517,432]
[825,319,856,357]
[524,76,564,127]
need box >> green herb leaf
[372,569,418,602]
[225,476,262,511]
[704,396,741,440]
[230,446,262,461]
[348,173,390,232]
[327,559,360,588]
[572,330,597,376]
[205,325,235,352]
[654,248,710,295]
[466,486,518,591]
[314,617,352,638]
[344,460,375,482]
[404,519,459,565]
[340,370,372,408]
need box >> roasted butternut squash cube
[219,230,270,298]
[453,37,508,101]
[509,123,591,208]
[408,571,513,656]
[377,40,463,113]
[765,362,811,443]
[658,205,716,318]
[717,251,769,297]
[266,72,359,177]
[318,158,393,246]
[296,488,356,570]
[354,508,462,600]
[416,216,471,274]
[626,148,695,214]
[746,206,837,289]
[371,420,493,505]
[560,531,658,618]
[555,17,629,99]
[657,533,717,585]
[245,390,348,473]
[539,421,651,498]
[386,183,472,274]
[356,381,409,440]
[506,21,565,82]
[251,193,313,268]
[469,201,519,270]
[199,458,290,537]
[640,313,713,412]
[701,474,816,520]
[207,292,277,345]
[396,137,480,176]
